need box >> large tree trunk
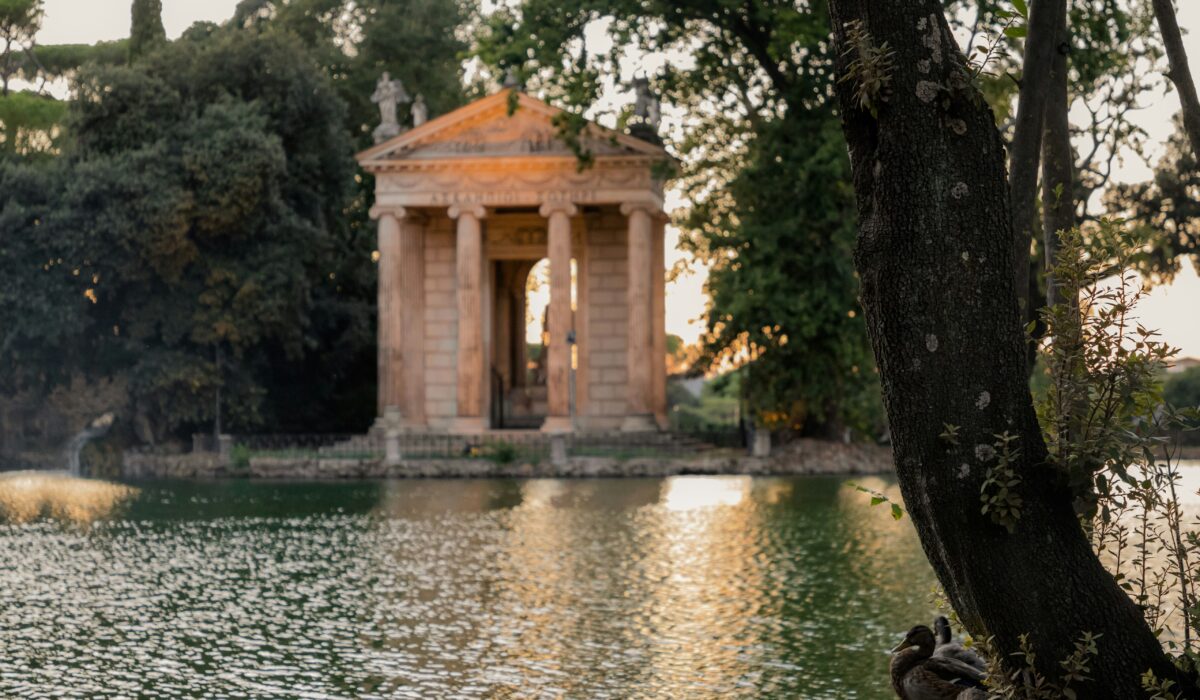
[1008,0,1066,325]
[827,2,1195,696]
[1153,0,1200,160]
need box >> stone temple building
[356,89,672,434]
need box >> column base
[450,416,487,434]
[370,406,403,435]
[540,416,574,434]
[371,407,426,438]
[620,414,658,433]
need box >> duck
[891,624,988,700]
[933,615,987,673]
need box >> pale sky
[32,0,1200,358]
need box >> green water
[0,474,937,698]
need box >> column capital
[448,204,488,221]
[369,205,425,221]
[619,201,661,218]
[539,201,578,218]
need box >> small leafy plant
[847,481,905,520]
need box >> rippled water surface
[0,473,937,698]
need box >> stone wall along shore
[120,438,894,480]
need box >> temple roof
[356,89,670,170]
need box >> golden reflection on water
[0,471,138,524]
[361,475,938,697]
[641,476,770,694]
[478,476,776,695]
[662,475,751,511]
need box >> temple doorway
[490,258,576,429]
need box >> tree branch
[1041,12,1073,310]
[1153,0,1200,160]
[1009,0,1067,327]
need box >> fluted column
[450,204,487,433]
[373,206,427,431]
[539,201,578,433]
[621,202,658,432]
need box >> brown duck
[891,624,987,700]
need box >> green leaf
[1004,26,1028,39]
[891,503,904,520]
[870,496,885,506]
[1011,0,1029,18]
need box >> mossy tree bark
[827,2,1197,697]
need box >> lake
[0,473,937,698]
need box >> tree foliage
[0,0,468,439]
[1165,366,1200,412]
[476,0,881,435]
[0,0,41,94]
[128,0,166,61]
[0,88,62,158]
[1,28,359,439]
[1106,117,1200,282]
[231,0,468,148]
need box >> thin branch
[1153,0,1200,159]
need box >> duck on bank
[933,615,987,673]
[890,624,987,700]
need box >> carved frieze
[488,227,547,247]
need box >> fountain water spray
[65,413,114,477]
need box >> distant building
[1169,357,1200,374]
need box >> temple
[356,89,672,434]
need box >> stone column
[375,209,402,423]
[651,214,667,428]
[620,202,658,432]
[373,207,426,431]
[539,201,578,433]
[398,210,427,427]
[449,204,487,433]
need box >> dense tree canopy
[1,28,357,439]
[0,0,467,440]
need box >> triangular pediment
[357,90,668,166]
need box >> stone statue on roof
[372,72,411,143]
[631,77,663,141]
